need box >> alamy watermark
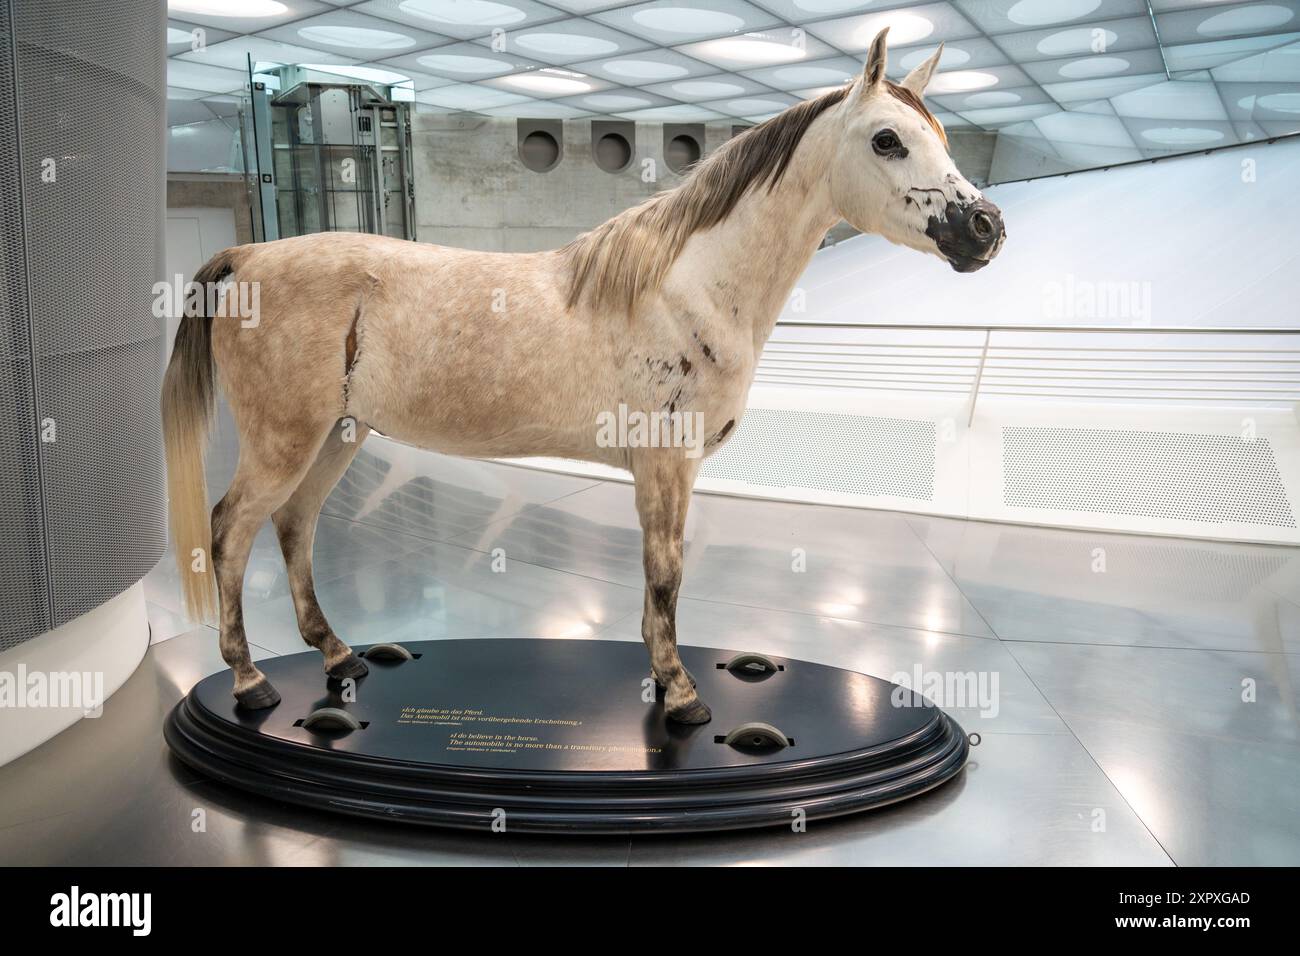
[0,665,104,716]
[1043,273,1151,324]
[50,886,151,936]
[890,664,1000,718]
[152,274,260,328]
[596,403,706,459]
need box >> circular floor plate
[165,639,968,834]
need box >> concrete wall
[410,111,738,252]
[410,111,1001,252]
[166,173,254,245]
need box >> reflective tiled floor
[3,424,1298,866]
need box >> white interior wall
[784,136,1300,330]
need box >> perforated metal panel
[0,0,166,649]
[1002,426,1296,528]
[700,408,936,501]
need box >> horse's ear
[901,43,944,97]
[861,27,889,94]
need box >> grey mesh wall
[0,0,166,650]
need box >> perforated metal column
[0,0,166,650]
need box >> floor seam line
[900,516,1003,640]
[1003,642,1180,867]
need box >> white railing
[761,323,1300,421]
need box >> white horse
[161,29,1005,724]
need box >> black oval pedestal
[165,639,968,834]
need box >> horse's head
[829,29,1005,273]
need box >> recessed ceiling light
[421,54,512,76]
[1006,0,1101,28]
[799,84,849,97]
[1196,5,1294,38]
[927,71,998,93]
[794,0,874,13]
[632,8,745,34]
[418,53,513,75]
[726,98,790,114]
[1037,27,1118,57]
[900,46,970,71]
[1035,111,1132,146]
[168,0,287,15]
[299,64,410,85]
[603,59,690,80]
[964,90,1022,107]
[399,0,527,27]
[503,70,592,94]
[584,93,652,109]
[773,65,852,86]
[673,79,746,97]
[1243,91,1300,113]
[1058,56,1130,78]
[852,13,934,48]
[1141,126,1225,145]
[696,34,806,64]
[515,33,621,57]
[624,105,721,120]
[420,85,528,109]
[298,25,416,50]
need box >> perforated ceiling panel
[700,408,936,501]
[1002,426,1296,529]
[0,0,167,648]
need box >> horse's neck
[694,114,842,354]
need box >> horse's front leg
[633,450,710,724]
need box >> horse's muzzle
[925,199,1005,273]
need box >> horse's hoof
[666,697,712,725]
[235,680,281,710]
[327,654,369,680]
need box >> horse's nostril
[971,211,994,239]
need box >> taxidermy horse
[162,30,1004,724]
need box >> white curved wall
[786,137,1300,330]
[0,582,150,767]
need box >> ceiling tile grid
[164,0,1300,168]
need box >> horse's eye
[873,130,902,156]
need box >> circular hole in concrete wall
[520,129,560,172]
[594,131,632,172]
[665,133,701,173]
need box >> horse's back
[207,232,605,459]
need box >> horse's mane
[561,81,945,314]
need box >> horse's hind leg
[272,418,371,678]
[213,419,336,709]
[633,452,710,724]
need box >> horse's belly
[345,344,616,463]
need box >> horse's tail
[161,246,241,623]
